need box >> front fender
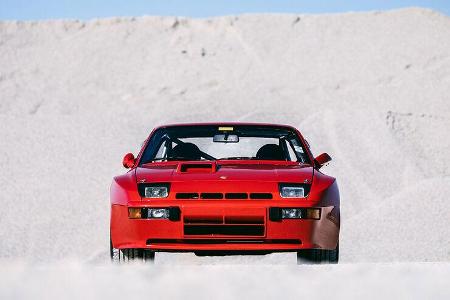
[308,171,340,230]
[110,170,139,206]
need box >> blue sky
[0,0,449,20]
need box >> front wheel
[297,243,339,264]
[110,238,155,263]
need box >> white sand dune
[0,7,449,298]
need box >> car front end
[110,123,340,263]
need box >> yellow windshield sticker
[218,126,234,131]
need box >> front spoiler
[110,202,339,251]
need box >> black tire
[110,238,155,263]
[297,243,339,264]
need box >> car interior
[139,126,310,164]
[168,142,286,161]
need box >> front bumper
[110,201,339,252]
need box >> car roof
[154,122,298,131]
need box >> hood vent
[177,162,217,173]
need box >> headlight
[280,186,304,198]
[138,183,170,198]
[145,186,168,198]
[147,208,170,219]
[281,208,320,219]
[279,183,310,198]
[281,208,302,219]
[128,207,181,221]
[269,207,321,221]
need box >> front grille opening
[184,225,264,236]
[224,216,265,224]
[225,193,248,199]
[201,193,223,199]
[176,192,272,200]
[249,193,273,199]
[184,215,223,224]
[176,193,199,199]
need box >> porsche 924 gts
[110,123,340,264]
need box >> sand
[0,7,449,298]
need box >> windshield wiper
[149,157,214,162]
[149,158,168,162]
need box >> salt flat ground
[1,262,449,300]
[0,7,449,299]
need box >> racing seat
[256,144,285,160]
[170,142,202,160]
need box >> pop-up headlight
[279,183,310,198]
[145,186,168,198]
[138,183,170,198]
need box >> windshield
[139,125,310,165]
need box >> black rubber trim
[169,206,181,221]
[269,207,282,221]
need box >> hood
[136,161,313,185]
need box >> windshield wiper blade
[166,157,213,161]
[149,156,216,162]
[149,158,168,162]
[218,157,254,160]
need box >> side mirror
[122,153,136,169]
[314,153,332,169]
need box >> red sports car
[110,123,340,264]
